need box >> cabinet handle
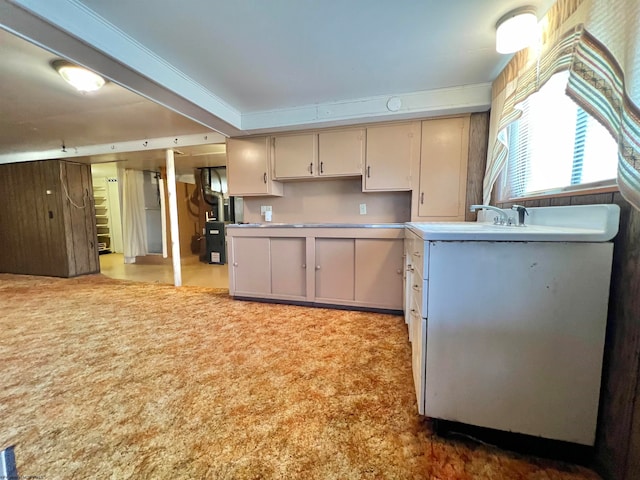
[302,264,306,269]
[367,166,371,178]
[233,262,238,267]
[320,161,324,174]
[263,172,267,184]
[396,269,402,274]
[420,192,424,204]
[315,265,321,270]
[310,162,313,174]
[412,284,420,291]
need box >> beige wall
[242,179,411,224]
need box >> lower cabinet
[228,229,404,311]
[271,238,307,298]
[354,239,404,310]
[315,238,355,303]
[229,237,271,296]
[230,236,307,300]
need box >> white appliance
[405,204,620,445]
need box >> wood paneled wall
[499,191,640,480]
[465,112,490,221]
[0,160,98,277]
[61,161,99,276]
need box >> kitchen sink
[407,204,620,242]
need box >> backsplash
[242,178,411,224]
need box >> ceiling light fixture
[495,6,538,54]
[52,60,106,92]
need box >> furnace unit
[204,221,226,264]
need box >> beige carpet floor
[0,273,601,479]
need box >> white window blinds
[505,72,617,199]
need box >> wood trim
[501,184,618,204]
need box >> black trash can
[204,221,226,264]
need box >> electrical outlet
[260,205,272,214]
[359,203,367,215]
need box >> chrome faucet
[470,204,511,225]
[511,205,529,226]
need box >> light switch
[359,203,367,215]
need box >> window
[503,71,618,199]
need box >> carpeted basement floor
[0,273,601,479]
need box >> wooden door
[273,134,318,179]
[364,122,419,191]
[314,238,355,302]
[318,128,364,176]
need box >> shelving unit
[93,185,111,254]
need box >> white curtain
[483,82,515,204]
[122,169,148,263]
[483,0,588,203]
[567,0,640,211]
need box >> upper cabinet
[227,136,283,196]
[273,128,365,180]
[273,133,318,179]
[413,116,470,221]
[317,128,365,177]
[363,122,420,192]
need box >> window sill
[500,183,618,204]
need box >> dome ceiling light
[52,60,106,92]
[495,6,538,54]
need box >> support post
[165,149,182,286]
[158,177,168,258]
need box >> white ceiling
[0,0,555,171]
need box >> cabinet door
[354,239,404,310]
[229,237,271,296]
[417,117,469,219]
[314,238,355,303]
[227,137,283,196]
[318,129,365,176]
[273,134,318,179]
[271,237,306,299]
[364,122,419,191]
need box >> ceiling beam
[0,132,226,164]
[0,0,243,136]
[242,83,492,133]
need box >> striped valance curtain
[567,0,640,211]
[483,0,587,204]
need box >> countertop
[227,223,405,229]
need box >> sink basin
[407,204,620,242]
